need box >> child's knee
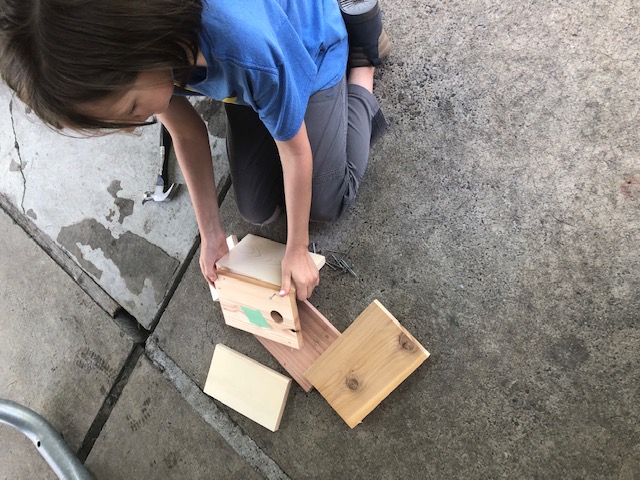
[238,204,282,226]
[310,201,346,223]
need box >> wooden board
[203,344,292,431]
[216,234,325,286]
[214,270,303,349]
[209,235,239,303]
[304,300,429,428]
[255,300,341,392]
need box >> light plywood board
[209,235,239,302]
[215,271,303,349]
[304,300,429,428]
[203,344,292,432]
[255,300,341,392]
[216,234,325,286]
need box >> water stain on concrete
[9,160,22,172]
[107,181,122,198]
[107,180,134,224]
[548,334,590,370]
[26,209,37,220]
[114,198,133,222]
[57,218,179,304]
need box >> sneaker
[339,0,391,68]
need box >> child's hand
[199,233,230,286]
[280,246,320,301]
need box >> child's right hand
[199,232,230,286]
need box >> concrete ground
[1,1,639,479]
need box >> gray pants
[224,75,387,224]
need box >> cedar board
[255,300,341,392]
[214,270,303,349]
[304,300,429,428]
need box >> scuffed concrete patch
[620,172,640,202]
[57,218,179,322]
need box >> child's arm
[275,121,320,301]
[157,96,228,285]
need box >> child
[0,0,390,301]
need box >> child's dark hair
[0,0,203,130]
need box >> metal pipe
[0,399,94,480]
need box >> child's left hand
[280,246,320,301]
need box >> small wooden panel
[216,234,325,286]
[203,344,292,431]
[214,270,303,349]
[209,235,239,303]
[255,300,341,392]
[304,300,429,428]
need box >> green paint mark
[241,306,270,328]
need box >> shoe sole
[340,0,380,20]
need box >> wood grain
[216,234,325,286]
[255,300,341,392]
[304,300,429,428]
[209,235,239,303]
[203,344,292,432]
[215,270,303,349]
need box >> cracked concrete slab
[0,86,229,328]
[85,355,263,480]
[0,96,27,210]
[0,208,134,479]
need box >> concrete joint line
[145,338,290,480]
[150,173,232,329]
[150,237,200,329]
[216,173,232,207]
[76,345,146,463]
[8,97,27,213]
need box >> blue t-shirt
[186,0,348,141]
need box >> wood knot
[345,377,359,390]
[399,333,415,351]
